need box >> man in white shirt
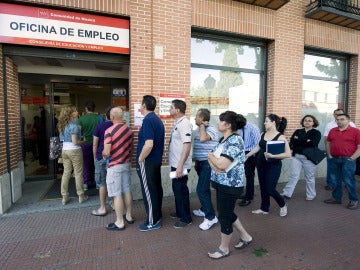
[168,99,193,229]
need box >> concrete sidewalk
[0,178,359,270]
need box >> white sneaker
[199,217,218,230]
[280,204,288,217]
[193,209,205,217]
[252,209,269,215]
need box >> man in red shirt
[103,107,134,230]
[324,113,360,210]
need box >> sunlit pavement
[0,178,359,270]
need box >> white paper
[169,169,188,179]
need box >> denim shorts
[94,158,107,188]
[106,163,131,197]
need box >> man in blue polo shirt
[136,95,165,232]
[192,108,218,230]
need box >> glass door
[21,80,57,181]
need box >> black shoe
[239,199,251,206]
[324,198,341,204]
[170,212,179,219]
[325,185,334,191]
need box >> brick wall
[6,57,21,170]
[0,45,6,174]
[6,0,360,152]
[192,0,275,39]
[0,54,21,174]
[348,56,360,124]
[129,0,192,162]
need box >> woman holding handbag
[281,115,321,201]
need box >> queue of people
[56,100,359,260]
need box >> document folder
[266,140,285,162]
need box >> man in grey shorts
[102,107,134,231]
[91,107,113,216]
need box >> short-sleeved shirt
[327,126,360,157]
[59,121,81,150]
[324,120,356,137]
[237,122,261,152]
[93,120,113,161]
[210,133,245,188]
[136,112,165,163]
[104,123,133,167]
[78,113,101,144]
[168,116,192,169]
[192,124,218,161]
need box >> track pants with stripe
[136,160,163,225]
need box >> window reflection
[302,53,348,149]
[303,54,345,80]
[191,68,262,129]
[191,38,263,70]
[191,36,265,131]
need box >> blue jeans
[329,157,359,202]
[326,155,337,189]
[195,160,215,220]
[171,167,192,223]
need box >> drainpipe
[2,53,13,203]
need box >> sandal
[234,239,252,249]
[123,214,135,224]
[91,209,107,217]
[208,247,230,259]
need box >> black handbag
[302,147,326,165]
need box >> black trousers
[244,152,256,200]
[213,182,243,235]
[136,160,163,225]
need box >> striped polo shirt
[104,123,133,167]
[192,124,218,161]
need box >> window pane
[191,68,262,128]
[303,54,345,80]
[302,53,347,149]
[191,38,264,70]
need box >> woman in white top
[58,105,87,205]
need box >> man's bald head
[110,107,123,122]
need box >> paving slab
[0,178,359,270]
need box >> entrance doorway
[20,76,128,181]
[5,45,130,181]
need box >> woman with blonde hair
[58,105,88,205]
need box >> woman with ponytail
[245,114,291,217]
